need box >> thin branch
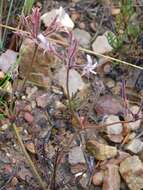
[0,23,143,70]
[12,123,48,190]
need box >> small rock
[79,22,86,29]
[119,156,143,190]
[11,177,18,187]
[24,105,32,112]
[103,164,120,190]
[41,7,74,30]
[55,101,66,111]
[36,93,49,108]
[25,142,36,154]
[44,142,55,159]
[92,31,113,54]
[51,86,63,95]
[68,146,85,165]
[26,86,38,99]
[19,38,59,88]
[73,28,91,48]
[125,139,143,154]
[95,95,124,116]
[111,8,120,16]
[0,49,18,73]
[31,100,36,109]
[100,151,130,167]
[71,12,81,22]
[92,171,104,186]
[128,132,136,140]
[105,115,123,143]
[103,63,112,74]
[1,124,9,131]
[105,115,123,135]
[55,66,87,98]
[106,79,115,88]
[24,112,34,124]
[86,140,117,160]
[108,134,123,143]
[128,105,142,130]
[79,173,89,188]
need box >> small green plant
[0,0,14,50]
[106,32,123,50]
[107,0,141,51]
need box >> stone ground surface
[0,0,143,190]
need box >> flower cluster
[19,7,97,77]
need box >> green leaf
[127,24,140,38]
[106,32,123,50]
[23,0,35,15]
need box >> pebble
[125,139,143,154]
[107,134,123,143]
[79,22,86,29]
[71,12,80,22]
[128,105,142,130]
[119,156,143,190]
[68,146,85,165]
[24,112,34,124]
[86,140,117,160]
[103,164,120,190]
[103,63,111,74]
[0,50,18,73]
[1,124,9,131]
[55,101,66,111]
[26,86,38,99]
[106,79,115,88]
[36,93,49,108]
[111,8,120,16]
[92,31,113,54]
[31,100,36,109]
[105,115,123,135]
[92,171,104,186]
[94,95,124,116]
[11,177,18,187]
[79,173,89,188]
[25,142,36,154]
[41,7,74,29]
[73,28,91,48]
[55,66,87,98]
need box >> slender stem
[66,67,72,112]
[12,123,47,190]
[66,66,81,126]
[2,0,14,46]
